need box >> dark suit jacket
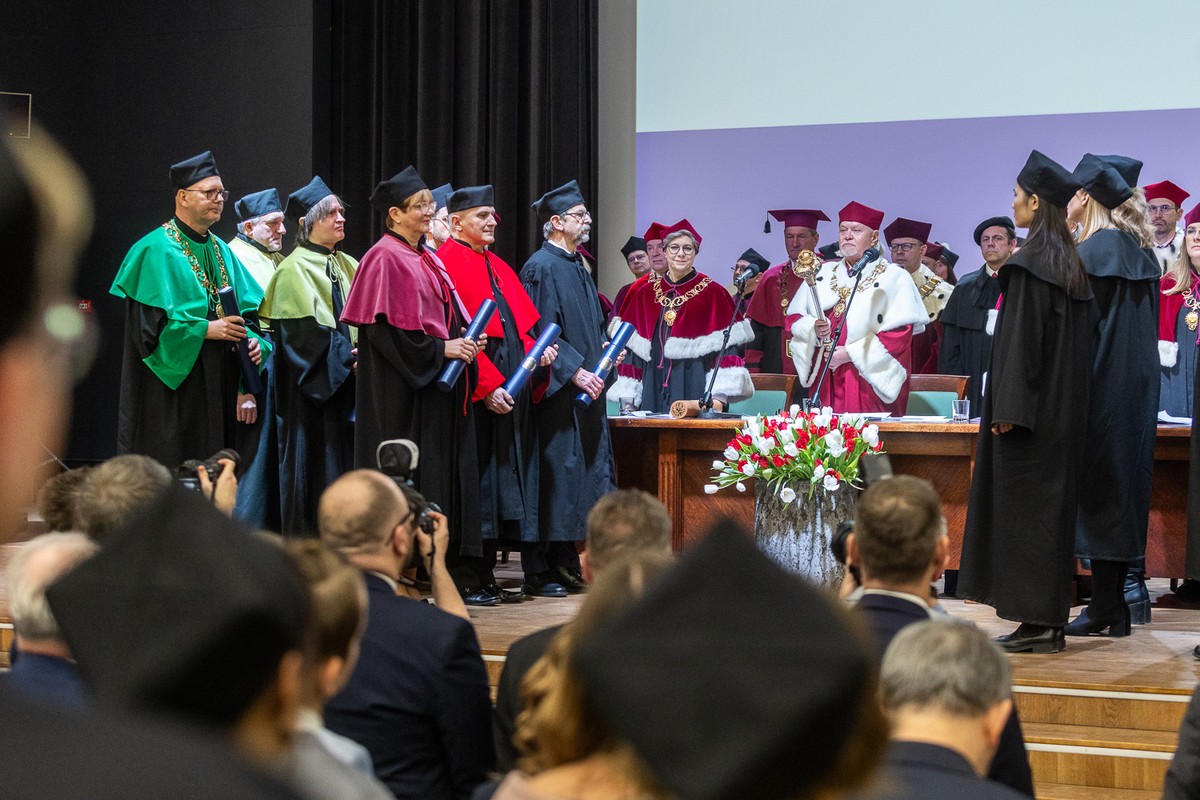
[324,572,493,800]
[492,624,562,772]
[874,741,1029,799]
[1163,683,1200,800]
[4,651,87,707]
[854,591,1035,797]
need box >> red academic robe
[744,263,801,376]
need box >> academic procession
[5,2,1200,799]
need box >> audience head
[318,469,412,570]
[880,620,1014,776]
[74,454,171,545]
[575,523,886,800]
[234,188,286,252]
[36,466,93,532]
[850,475,947,589]
[47,486,310,760]
[170,151,226,235]
[7,532,98,652]
[583,489,672,579]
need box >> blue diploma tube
[436,298,497,392]
[575,321,634,408]
[501,323,561,398]
[217,286,263,396]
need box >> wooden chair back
[909,374,969,400]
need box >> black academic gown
[1075,230,1160,561]
[1186,339,1200,580]
[959,254,1094,627]
[937,266,1002,413]
[475,267,540,542]
[352,276,482,559]
[519,241,617,541]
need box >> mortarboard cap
[620,236,647,259]
[1016,150,1080,208]
[447,185,495,214]
[47,487,309,729]
[285,176,336,222]
[737,247,770,272]
[661,218,702,245]
[576,522,873,800]
[838,201,885,230]
[818,243,841,261]
[1094,154,1143,188]
[431,183,454,212]
[169,151,219,190]
[882,217,932,245]
[765,208,830,234]
[1072,153,1132,210]
[1144,179,1190,208]
[233,189,282,223]
[369,165,427,212]
[532,180,586,224]
[937,242,959,267]
[973,215,1015,245]
[1184,203,1200,228]
[643,221,667,242]
[923,242,944,262]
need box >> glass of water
[951,398,970,422]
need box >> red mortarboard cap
[661,218,702,245]
[1144,180,1190,208]
[838,201,885,230]
[766,208,830,234]
[882,217,932,244]
[923,242,944,261]
[643,221,667,242]
[1185,203,1200,228]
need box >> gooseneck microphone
[846,246,881,277]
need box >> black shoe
[1065,605,1131,637]
[995,623,1065,654]
[1193,644,1200,660]
[552,565,588,594]
[1124,576,1151,624]
[459,586,501,607]
[523,571,568,598]
[485,583,526,604]
[1174,579,1200,606]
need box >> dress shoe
[522,571,568,598]
[995,624,1065,654]
[552,565,588,594]
[1174,579,1200,607]
[459,586,501,607]
[484,583,526,604]
[1064,604,1131,637]
[1193,644,1200,661]
[1124,575,1151,624]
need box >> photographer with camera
[396,483,469,621]
[317,469,492,798]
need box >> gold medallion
[1188,310,1198,331]
[664,308,677,326]
[832,301,846,317]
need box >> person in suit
[318,470,493,800]
[845,475,1034,797]
[873,621,1029,799]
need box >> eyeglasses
[666,244,696,255]
[184,188,230,202]
[889,242,919,253]
[561,210,592,222]
[414,201,438,213]
[1148,204,1178,215]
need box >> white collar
[367,570,399,593]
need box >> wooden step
[1027,748,1170,793]
[1036,781,1160,800]
[1015,686,1190,732]
[1023,721,1177,753]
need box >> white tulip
[824,430,847,458]
[712,460,726,470]
[823,474,840,491]
[724,446,739,460]
[741,463,756,477]
[736,481,747,492]
[783,442,799,458]
[862,425,880,447]
[779,486,797,504]
[703,484,719,494]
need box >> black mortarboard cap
[973,215,1015,245]
[285,176,335,222]
[369,166,427,212]
[1016,150,1081,208]
[431,183,454,211]
[575,521,872,800]
[1073,153,1133,210]
[233,188,282,222]
[447,185,495,213]
[621,236,647,259]
[818,243,841,260]
[1095,154,1143,188]
[47,486,309,729]
[937,242,959,267]
[738,247,770,271]
[532,180,586,224]
[169,151,219,190]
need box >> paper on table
[1158,410,1192,424]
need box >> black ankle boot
[995,623,1065,654]
[1064,604,1131,637]
[1124,575,1150,624]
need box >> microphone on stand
[846,246,880,277]
[732,259,766,287]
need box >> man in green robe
[111,150,270,471]
[228,188,286,292]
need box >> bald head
[317,470,408,552]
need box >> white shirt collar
[367,570,399,593]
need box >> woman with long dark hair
[959,150,1094,654]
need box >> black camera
[176,448,240,492]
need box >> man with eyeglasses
[786,201,927,414]
[883,217,953,375]
[520,180,619,595]
[1145,180,1190,271]
[111,150,270,471]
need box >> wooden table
[609,417,1191,577]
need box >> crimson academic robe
[439,238,542,543]
[958,253,1094,627]
[744,262,804,376]
[608,270,754,413]
[342,232,482,558]
[1074,229,1160,562]
[908,264,953,377]
[937,266,1002,413]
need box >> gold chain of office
[828,260,887,317]
[652,274,712,326]
[163,219,231,307]
[1185,286,1200,331]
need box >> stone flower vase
[754,481,857,590]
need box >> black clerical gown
[937,266,1002,413]
[1075,230,1160,561]
[959,254,1094,627]
[519,241,616,541]
[1186,325,1200,580]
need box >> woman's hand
[539,343,559,367]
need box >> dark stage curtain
[324,0,600,273]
